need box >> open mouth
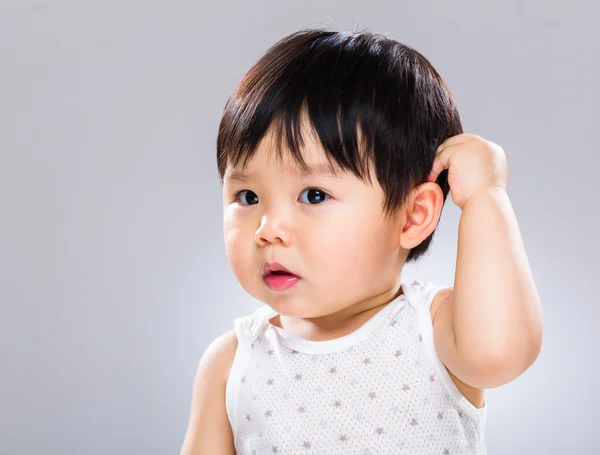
[263,262,298,278]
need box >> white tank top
[226,280,487,454]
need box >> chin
[261,293,312,317]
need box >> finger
[436,133,480,154]
[428,135,479,181]
[427,144,455,182]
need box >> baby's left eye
[299,188,330,205]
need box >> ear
[398,182,444,250]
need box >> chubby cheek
[307,217,393,293]
[310,224,368,287]
[223,217,256,288]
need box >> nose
[255,212,292,246]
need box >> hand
[425,133,508,210]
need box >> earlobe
[398,183,443,250]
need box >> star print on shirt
[230,281,486,452]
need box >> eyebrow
[224,163,342,183]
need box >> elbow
[456,335,543,389]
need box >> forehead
[223,125,344,182]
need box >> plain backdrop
[1,1,598,454]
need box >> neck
[272,281,404,342]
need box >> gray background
[1,1,598,454]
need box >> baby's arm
[433,186,543,389]
[179,330,238,455]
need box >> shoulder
[180,330,239,454]
[430,286,454,321]
[200,329,239,382]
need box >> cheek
[306,218,371,271]
[306,216,394,283]
[223,216,253,277]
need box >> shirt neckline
[263,283,411,354]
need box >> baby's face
[222,128,406,319]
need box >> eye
[299,188,330,205]
[236,190,259,205]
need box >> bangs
[217,31,384,182]
[223,102,373,183]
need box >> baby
[180,28,543,455]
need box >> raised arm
[426,134,543,389]
[434,187,543,389]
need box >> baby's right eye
[236,190,259,205]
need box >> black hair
[216,28,462,263]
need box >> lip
[264,273,300,292]
[263,262,298,277]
